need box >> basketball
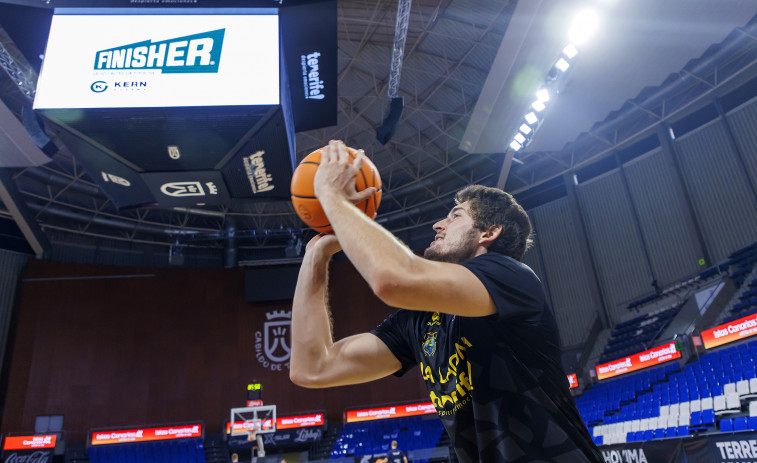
[290,145,382,234]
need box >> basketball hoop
[247,421,265,458]
[246,420,261,442]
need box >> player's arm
[314,141,496,318]
[289,234,402,388]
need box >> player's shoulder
[464,252,539,279]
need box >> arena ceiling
[1,0,757,266]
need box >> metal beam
[0,169,50,258]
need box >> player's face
[424,201,481,263]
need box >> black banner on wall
[228,427,323,449]
[683,432,757,463]
[600,432,757,463]
[279,0,337,132]
[600,439,682,463]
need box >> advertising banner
[683,432,757,463]
[35,11,279,109]
[600,439,682,463]
[226,412,324,435]
[567,373,578,389]
[701,312,757,349]
[228,427,323,449]
[3,436,56,451]
[344,402,437,423]
[279,0,337,132]
[2,435,57,463]
[596,342,681,381]
[90,424,202,446]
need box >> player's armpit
[290,332,401,388]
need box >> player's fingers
[352,150,366,172]
[321,141,334,164]
[353,187,376,202]
[335,140,349,165]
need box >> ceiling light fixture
[568,9,599,45]
[563,43,578,59]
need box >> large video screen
[34,9,279,109]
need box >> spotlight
[563,44,578,59]
[536,89,550,102]
[525,112,538,125]
[531,100,546,112]
[509,140,523,151]
[519,123,532,135]
[555,58,570,72]
[568,9,598,45]
[514,132,526,144]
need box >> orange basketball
[290,146,382,234]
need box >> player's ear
[479,225,502,247]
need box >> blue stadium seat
[721,418,733,432]
[735,417,748,432]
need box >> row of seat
[331,416,444,460]
[87,438,205,463]
[583,342,757,445]
[599,306,681,365]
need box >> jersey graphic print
[420,335,474,416]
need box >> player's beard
[423,228,480,263]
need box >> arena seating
[598,305,682,365]
[87,438,205,463]
[330,415,445,461]
[728,242,757,289]
[581,342,757,445]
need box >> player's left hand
[314,140,376,205]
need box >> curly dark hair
[454,185,533,261]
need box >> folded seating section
[331,416,445,459]
[86,438,204,463]
[584,341,757,445]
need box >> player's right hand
[305,233,342,257]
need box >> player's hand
[314,140,376,205]
[305,233,342,258]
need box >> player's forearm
[289,248,335,387]
[318,191,420,301]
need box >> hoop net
[246,421,262,442]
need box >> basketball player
[290,140,602,462]
[377,440,407,463]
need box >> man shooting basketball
[290,140,602,462]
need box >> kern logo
[300,52,325,100]
[255,310,291,372]
[94,29,225,73]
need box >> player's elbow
[370,268,407,306]
[289,368,329,389]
